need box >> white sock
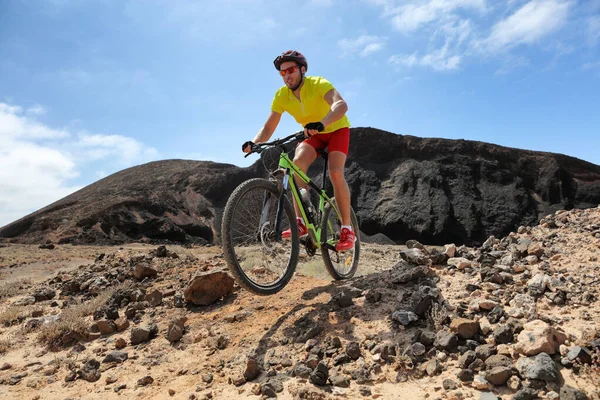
[341,225,352,231]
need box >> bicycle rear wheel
[321,199,360,280]
[221,178,299,295]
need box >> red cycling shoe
[335,227,356,251]
[281,218,308,239]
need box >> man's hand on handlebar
[303,122,324,137]
[242,141,254,153]
[242,132,307,157]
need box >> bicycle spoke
[321,200,360,280]
[222,179,298,294]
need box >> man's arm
[321,89,348,128]
[243,111,282,153]
[253,111,282,143]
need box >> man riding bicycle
[242,50,355,251]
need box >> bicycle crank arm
[321,242,337,253]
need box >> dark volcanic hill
[2,127,600,246]
[0,160,262,245]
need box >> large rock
[166,317,187,343]
[77,359,101,382]
[527,273,551,297]
[130,324,158,345]
[435,330,458,351]
[508,294,537,319]
[450,318,480,339]
[184,270,234,305]
[483,366,513,386]
[309,362,329,386]
[409,286,439,317]
[133,263,158,281]
[399,248,431,265]
[102,351,128,364]
[243,356,261,381]
[516,353,561,382]
[447,257,472,270]
[560,385,589,400]
[485,355,513,369]
[390,263,430,284]
[514,320,567,356]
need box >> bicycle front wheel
[221,178,299,295]
[321,199,360,280]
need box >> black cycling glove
[304,122,325,132]
[242,141,254,152]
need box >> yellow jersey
[271,76,351,134]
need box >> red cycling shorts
[302,127,350,155]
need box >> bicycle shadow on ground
[247,262,452,391]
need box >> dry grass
[296,258,331,279]
[0,306,30,326]
[0,337,13,354]
[37,284,123,347]
[428,302,450,331]
[394,353,415,377]
[0,278,32,300]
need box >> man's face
[279,61,303,89]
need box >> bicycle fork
[260,172,289,243]
[267,170,317,249]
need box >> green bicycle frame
[277,151,342,248]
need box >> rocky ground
[0,206,599,400]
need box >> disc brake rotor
[259,221,275,251]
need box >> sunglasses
[279,65,300,76]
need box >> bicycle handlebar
[244,131,306,158]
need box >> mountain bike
[221,131,360,295]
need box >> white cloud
[76,133,159,165]
[366,0,582,73]
[338,35,387,57]
[0,107,79,227]
[477,0,572,53]
[382,0,487,33]
[0,103,159,227]
[389,43,461,71]
[494,55,531,74]
[26,105,47,116]
[366,1,482,71]
[437,17,472,46]
[389,53,420,68]
[0,103,68,139]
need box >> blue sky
[1,0,599,227]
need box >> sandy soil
[1,208,599,400]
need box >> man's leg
[281,142,317,239]
[328,151,351,226]
[291,142,318,217]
